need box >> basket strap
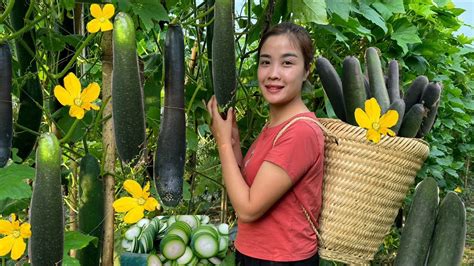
[272,116,334,146]
[298,198,324,247]
[272,116,327,246]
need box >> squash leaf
[0,164,35,200]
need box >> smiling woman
[207,22,324,265]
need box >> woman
[207,22,324,265]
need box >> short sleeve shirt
[234,112,325,261]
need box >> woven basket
[316,118,430,265]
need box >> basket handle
[272,116,329,247]
[298,200,325,247]
[272,116,337,146]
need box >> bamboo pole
[100,30,116,265]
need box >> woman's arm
[207,96,293,222]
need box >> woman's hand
[207,95,234,148]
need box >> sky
[453,0,474,37]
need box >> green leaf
[390,18,422,54]
[359,3,387,33]
[371,3,392,20]
[222,250,236,266]
[429,147,445,157]
[130,0,169,31]
[381,0,405,13]
[289,0,328,24]
[464,99,474,111]
[372,0,405,19]
[0,198,30,215]
[459,45,474,55]
[0,164,35,200]
[445,168,458,178]
[436,156,453,167]
[186,127,198,152]
[408,3,436,18]
[327,0,351,21]
[61,0,75,10]
[434,0,450,7]
[319,25,349,43]
[448,97,464,108]
[445,86,462,97]
[182,179,191,200]
[450,107,465,114]
[332,16,372,39]
[37,28,66,52]
[441,118,455,129]
[57,110,94,143]
[146,107,161,132]
[64,231,98,252]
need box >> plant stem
[15,123,41,136]
[184,18,215,28]
[0,0,15,24]
[1,13,49,42]
[51,33,96,79]
[60,119,80,144]
[182,5,215,26]
[100,29,116,266]
[186,83,202,117]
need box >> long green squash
[403,75,428,114]
[387,59,400,103]
[316,56,346,121]
[394,177,438,266]
[206,0,215,87]
[10,0,43,160]
[427,192,466,265]
[342,56,366,126]
[77,153,104,266]
[387,98,405,135]
[0,43,13,167]
[398,103,425,138]
[154,25,186,207]
[112,12,146,164]
[29,133,64,265]
[365,47,390,112]
[212,0,236,107]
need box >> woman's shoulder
[285,112,323,134]
[274,113,323,144]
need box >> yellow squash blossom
[113,180,159,224]
[86,4,115,33]
[355,98,399,143]
[54,72,100,120]
[0,214,31,260]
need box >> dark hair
[257,22,314,71]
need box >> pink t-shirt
[234,112,324,261]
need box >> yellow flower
[54,72,100,120]
[86,4,115,33]
[0,214,31,260]
[454,186,462,193]
[113,180,159,224]
[355,98,399,143]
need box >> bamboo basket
[316,118,430,265]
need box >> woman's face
[257,34,309,107]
